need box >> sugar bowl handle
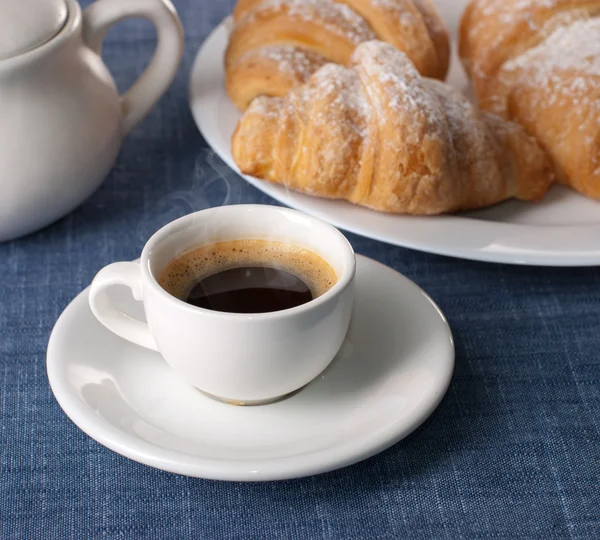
[82,0,184,134]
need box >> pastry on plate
[232,41,554,215]
[225,0,450,110]
[460,0,600,199]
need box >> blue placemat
[1,1,599,538]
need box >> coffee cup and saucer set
[48,205,455,481]
[15,0,453,482]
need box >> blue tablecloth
[1,1,599,538]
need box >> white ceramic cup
[89,205,355,405]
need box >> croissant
[225,0,450,111]
[460,0,600,199]
[232,41,554,215]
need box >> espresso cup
[89,205,355,405]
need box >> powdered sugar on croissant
[232,41,554,214]
[226,0,450,110]
[460,0,600,199]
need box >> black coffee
[185,266,313,313]
[158,239,337,314]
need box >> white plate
[189,4,600,266]
[47,255,454,481]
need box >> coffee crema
[158,239,337,314]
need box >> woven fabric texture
[0,1,599,538]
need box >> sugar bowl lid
[0,0,69,61]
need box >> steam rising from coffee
[136,150,244,243]
[141,149,341,315]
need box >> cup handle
[82,0,184,134]
[89,261,158,351]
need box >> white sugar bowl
[0,0,184,242]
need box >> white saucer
[47,255,454,481]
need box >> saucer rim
[47,255,455,481]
